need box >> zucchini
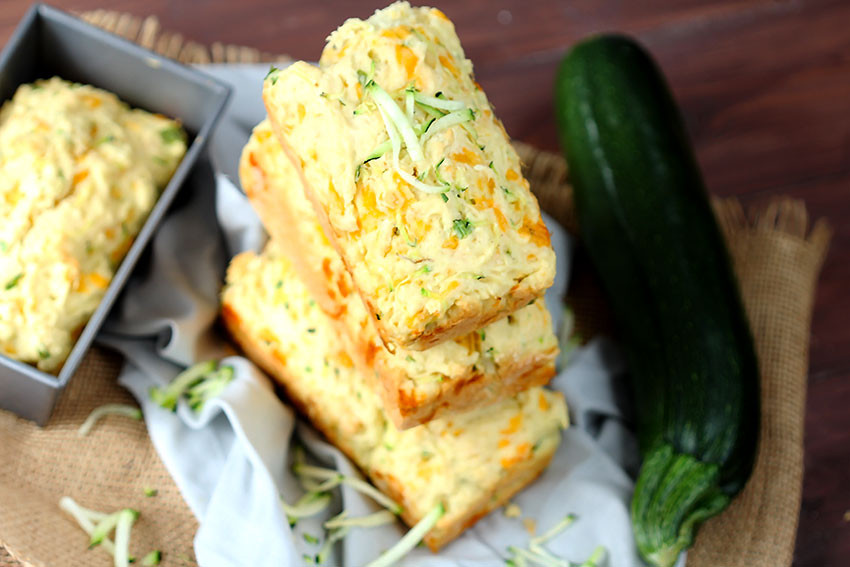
[553,35,760,567]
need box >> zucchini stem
[631,443,730,567]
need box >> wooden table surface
[1,0,848,565]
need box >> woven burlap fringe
[0,9,832,567]
[77,10,291,65]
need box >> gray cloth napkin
[98,64,654,567]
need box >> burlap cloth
[0,11,833,567]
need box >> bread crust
[343,321,557,429]
[240,135,344,317]
[371,439,557,551]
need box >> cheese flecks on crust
[263,1,556,350]
[240,120,558,428]
[220,243,567,550]
[0,77,186,372]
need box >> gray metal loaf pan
[0,4,231,425]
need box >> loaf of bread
[220,242,567,550]
[240,120,558,428]
[0,77,186,372]
[263,1,556,351]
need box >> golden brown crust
[346,323,558,428]
[370,442,557,551]
[221,300,355,459]
[265,115,350,276]
[428,449,555,550]
[239,137,345,318]
[220,296,559,552]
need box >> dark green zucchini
[553,35,760,567]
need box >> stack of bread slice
[221,1,568,551]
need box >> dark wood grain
[1,1,848,565]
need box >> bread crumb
[523,517,536,536]
[504,503,521,518]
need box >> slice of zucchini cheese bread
[263,1,556,351]
[220,241,567,550]
[240,120,558,429]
